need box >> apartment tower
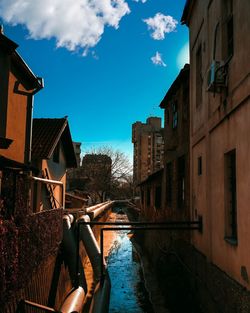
[132,117,164,186]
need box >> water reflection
[107,227,154,313]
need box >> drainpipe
[25,77,44,165]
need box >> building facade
[31,117,77,211]
[181,0,250,311]
[132,117,164,186]
[0,30,43,164]
[139,65,190,224]
[160,64,190,221]
[0,32,66,313]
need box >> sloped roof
[32,118,77,168]
[0,32,43,91]
[159,64,190,109]
[181,0,194,25]
[138,168,164,186]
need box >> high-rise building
[132,117,164,186]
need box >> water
[107,212,154,313]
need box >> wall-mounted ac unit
[207,60,226,92]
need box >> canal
[107,210,152,313]
[104,208,168,313]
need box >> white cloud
[177,42,189,69]
[143,13,177,40]
[151,51,166,67]
[0,0,130,53]
[133,0,147,3]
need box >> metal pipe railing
[76,217,203,283]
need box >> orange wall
[189,0,250,289]
[0,71,29,163]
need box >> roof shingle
[32,118,77,168]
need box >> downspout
[25,77,44,164]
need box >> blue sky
[0,0,188,161]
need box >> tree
[82,146,133,202]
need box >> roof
[138,168,164,186]
[160,64,190,109]
[0,32,43,91]
[32,118,77,168]
[0,155,35,171]
[181,0,194,25]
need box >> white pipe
[60,215,86,313]
[30,176,65,209]
[59,287,85,313]
[77,214,111,313]
[63,214,74,229]
[87,201,114,220]
[77,215,104,279]
[86,201,109,213]
[89,274,111,313]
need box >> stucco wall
[0,71,29,163]
[189,0,250,291]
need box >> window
[224,149,237,243]
[226,14,234,58]
[178,156,185,209]
[53,143,60,163]
[223,0,234,59]
[155,186,162,209]
[198,156,202,176]
[196,45,202,107]
[166,162,173,207]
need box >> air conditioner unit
[207,60,226,92]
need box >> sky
[0,0,189,161]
